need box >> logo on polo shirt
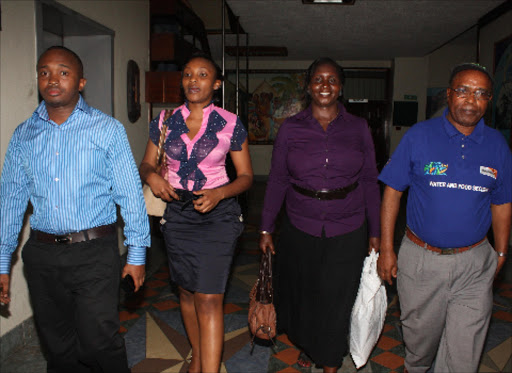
[480,166,497,179]
[424,161,448,176]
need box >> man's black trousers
[23,232,129,373]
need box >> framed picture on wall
[227,70,306,144]
[493,33,512,145]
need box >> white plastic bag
[349,250,387,368]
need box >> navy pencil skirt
[161,197,244,294]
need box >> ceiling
[188,0,507,61]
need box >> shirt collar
[181,101,215,120]
[442,107,485,144]
[298,102,345,122]
[34,94,91,123]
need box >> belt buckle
[55,234,71,244]
[316,189,329,200]
[440,248,455,255]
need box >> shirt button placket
[52,128,62,218]
[324,135,329,170]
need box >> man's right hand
[0,274,11,304]
[377,249,397,285]
[259,233,275,255]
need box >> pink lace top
[149,103,247,191]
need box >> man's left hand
[122,264,145,292]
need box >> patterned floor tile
[499,290,512,298]
[153,299,179,311]
[276,334,294,347]
[371,351,404,370]
[274,347,300,366]
[487,337,512,371]
[141,287,160,298]
[145,279,169,288]
[376,335,402,351]
[492,310,512,322]
[224,303,243,314]
[153,271,170,280]
[277,367,302,373]
[382,324,394,333]
[119,310,141,321]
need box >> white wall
[67,35,113,116]
[57,0,150,164]
[0,0,150,337]
[0,0,39,337]
[427,29,477,88]
[479,10,512,74]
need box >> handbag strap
[256,251,273,303]
[155,109,172,167]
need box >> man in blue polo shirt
[378,63,511,373]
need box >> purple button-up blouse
[260,104,381,238]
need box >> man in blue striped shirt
[0,46,150,372]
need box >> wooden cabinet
[150,33,198,64]
[146,0,210,104]
[145,71,182,104]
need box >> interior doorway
[35,0,114,115]
[343,68,392,171]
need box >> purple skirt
[161,197,244,294]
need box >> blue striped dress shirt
[0,96,150,273]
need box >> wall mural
[246,71,306,144]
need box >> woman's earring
[339,89,343,97]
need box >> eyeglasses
[449,87,492,101]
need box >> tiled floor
[1,179,511,372]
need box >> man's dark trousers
[23,232,129,373]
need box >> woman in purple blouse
[140,53,253,373]
[259,58,381,372]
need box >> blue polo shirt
[379,110,512,248]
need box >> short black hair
[449,63,493,89]
[37,46,84,78]
[304,57,345,104]
[183,51,223,82]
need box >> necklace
[328,107,339,123]
[318,107,339,124]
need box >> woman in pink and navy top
[140,52,253,373]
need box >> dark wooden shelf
[146,0,211,104]
[150,0,210,55]
[150,33,199,64]
[145,71,182,103]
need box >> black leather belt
[292,182,359,200]
[174,189,201,202]
[34,223,116,244]
[174,189,202,210]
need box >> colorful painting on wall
[493,34,512,146]
[246,71,306,144]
